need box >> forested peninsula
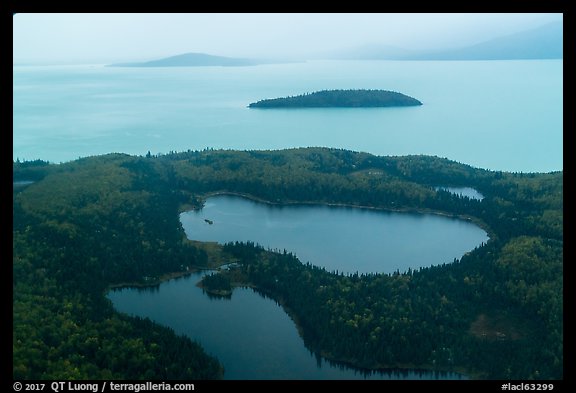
[248,89,422,108]
[13,148,562,379]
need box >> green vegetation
[13,148,562,379]
[13,154,222,379]
[199,273,232,298]
[248,89,422,108]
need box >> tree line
[13,147,562,379]
[248,89,422,108]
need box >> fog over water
[13,13,562,64]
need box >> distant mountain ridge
[327,21,563,61]
[413,21,563,60]
[107,21,562,67]
[108,52,258,67]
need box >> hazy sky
[13,13,562,64]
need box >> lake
[180,195,489,275]
[108,274,467,380]
[436,186,484,200]
[13,60,562,172]
[108,195,487,379]
[16,58,558,379]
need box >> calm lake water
[17,59,557,379]
[436,186,484,200]
[180,195,488,275]
[108,196,486,379]
[108,273,466,380]
[13,60,562,172]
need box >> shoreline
[107,270,196,291]
[111,190,491,379]
[108,265,478,379]
[192,190,495,239]
[106,245,480,379]
[222,275,476,379]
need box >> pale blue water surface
[13,60,562,172]
[17,59,559,379]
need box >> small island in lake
[198,272,233,298]
[248,89,422,108]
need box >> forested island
[248,89,422,108]
[13,148,562,380]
